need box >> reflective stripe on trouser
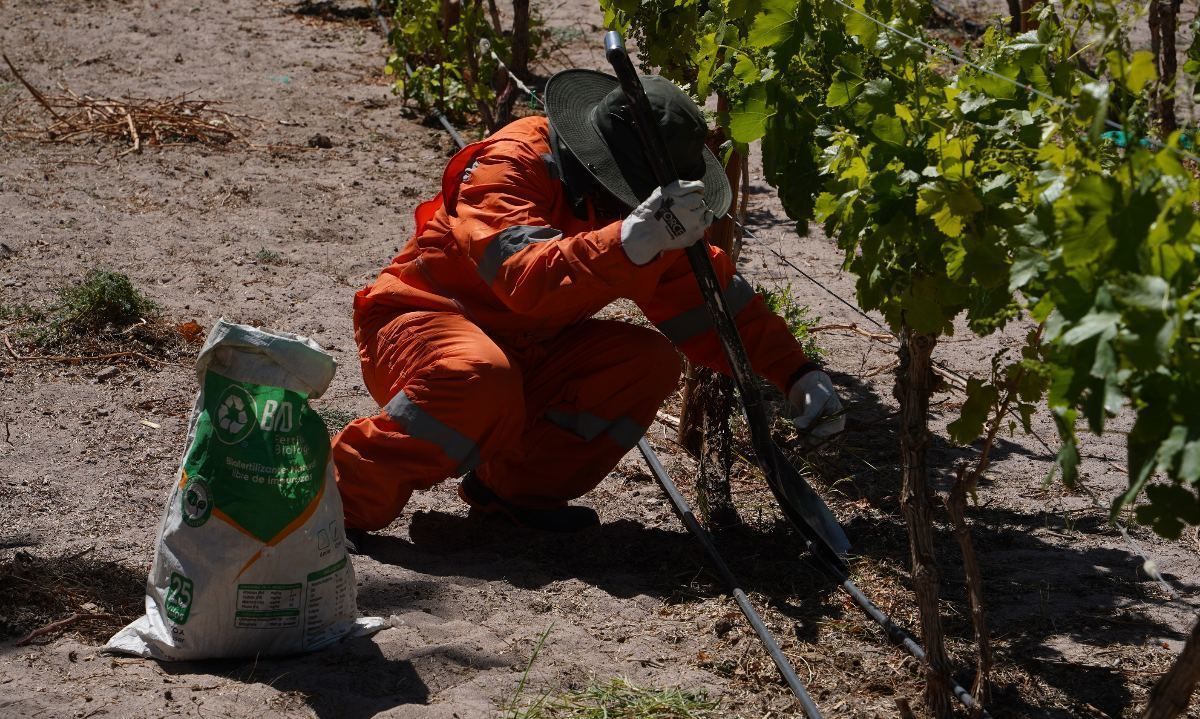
[473,317,681,508]
[332,310,524,531]
[331,312,682,529]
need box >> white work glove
[620,180,716,266]
[789,369,845,439]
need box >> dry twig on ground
[16,612,116,646]
[2,55,261,151]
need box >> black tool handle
[604,32,679,186]
[603,30,758,405]
[604,31,847,565]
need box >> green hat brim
[544,69,733,218]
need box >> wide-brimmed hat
[544,69,732,218]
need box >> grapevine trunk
[897,326,952,718]
[1143,619,1200,719]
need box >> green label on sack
[307,556,348,582]
[165,572,194,624]
[182,371,329,543]
[181,475,213,527]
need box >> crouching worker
[331,69,845,540]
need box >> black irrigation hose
[422,82,468,149]
[638,439,825,718]
[640,439,994,718]
[833,565,991,716]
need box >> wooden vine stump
[678,99,744,530]
[695,370,740,529]
[897,326,952,718]
[944,468,992,713]
[1143,619,1200,719]
[1149,0,1180,133]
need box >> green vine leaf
[948,378,1000,445]
[747,0,797,49]
[728,85,774,143]
[617,0,1200,540]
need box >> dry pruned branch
[2,55,261,150]
[16,612,116,646]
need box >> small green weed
[757,282,822,361]
[501,624,722,719]
[509,678,721,719]
[0,303,40,323]
[36,270,159,348]
[502,624,555,719]
[255,247,287,266]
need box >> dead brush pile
[2,54,260,153]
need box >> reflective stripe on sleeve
[606,417,646,450]
[655,273,757,345]
[384,390,480,473]
[545,410,646,450]
[477,225,563,284]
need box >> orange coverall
[332,116,811,531]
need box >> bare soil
[1,1,1198,717]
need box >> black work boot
[457,472,600,533]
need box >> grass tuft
[757,282,822,361]
[509,677,721,719]
[3,270,187,361]
[0,302,40,322]
[36,270,158,348]
[255,247,288,266]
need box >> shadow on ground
[161,636,429,719]
[0,549,143,643]
[787,372,1190,717]
[289,0,375,22]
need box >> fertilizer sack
[107,320,382,660]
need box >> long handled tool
[603,32,850,567]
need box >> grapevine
[604,0,1200,713]
[605,0,1200,577]
[385,0,546,128]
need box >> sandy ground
[1,0,1199,717]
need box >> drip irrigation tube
[422,82,468,149]
[638,439,825,718]
[640,438,992,718]
[479,38,541,107]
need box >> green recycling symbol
[181,475,212,528]
[214,384,256,444]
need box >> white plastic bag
[107,320,383,660]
